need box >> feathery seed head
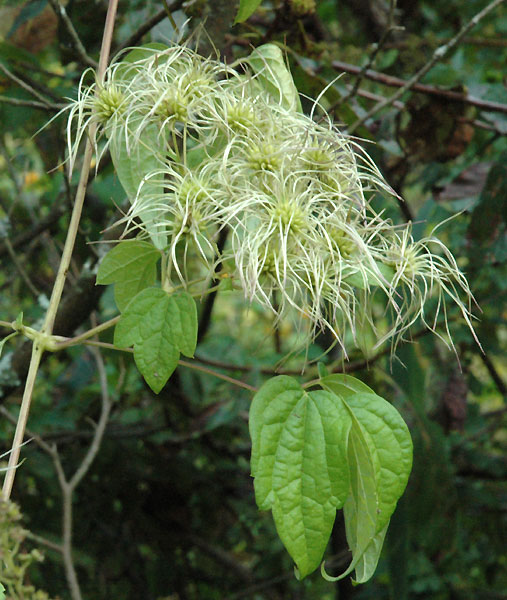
[64,42,478,356]
[154,90,189,123]
[327,227,356,258]
[93,84,126,124]
[226,101,258,132]
[269,197,307,233]
[247,142,282,172]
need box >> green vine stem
[1,0,120,501]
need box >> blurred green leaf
[234,0,263,24]
[7,0,47,37]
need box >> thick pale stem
[1,343,43,499]
[53,316,121,349]
[1,0,119,501]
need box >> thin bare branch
[331,60,507,115]
[2,0,119,502]
[117,0,185,52]
[0,344,113,600]
[47,0,98,68]
[178,359,258,392]
[0,62,54,107]
[3,236,40,298]
[348,0,507,132]
[25,531,63,554]
[0,206,66,259]
[68,347,112,490]
[333,0,402,111]
[480,353,506,396]
[0,94,63,111]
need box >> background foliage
[0,0,505,598]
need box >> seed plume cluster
[66,43,477,355]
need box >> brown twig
[385,35,507,50]
[331,60,507,116]
[178,360,258,392]
[347,0,507,132]
[47,0,98,68]
[193,324,440,378]
[116,0,185,53]
[0,95,63,111]
[333,0,402,112]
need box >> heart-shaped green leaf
[320,379,412,582]
[320,373,375,398]
[96,240,161,311]
[250,376,351,579]
[114,288,197,393]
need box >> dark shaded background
[0,1,505,598]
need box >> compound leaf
[96,240,161,311]
[250,376,351,579]
[114,288,197,393]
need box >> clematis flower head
[64,42,478,356]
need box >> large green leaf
[320,373,375,398]
[250,376,351,579]
[234,0,263,23]
[114,288,197,393]
[320,381,413,582]
[345,393,412,533]
[96,240,161,311]
[246,44,302,112]
[352,522,389,584]
[109,125,168,250]
[323,404,379,582]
